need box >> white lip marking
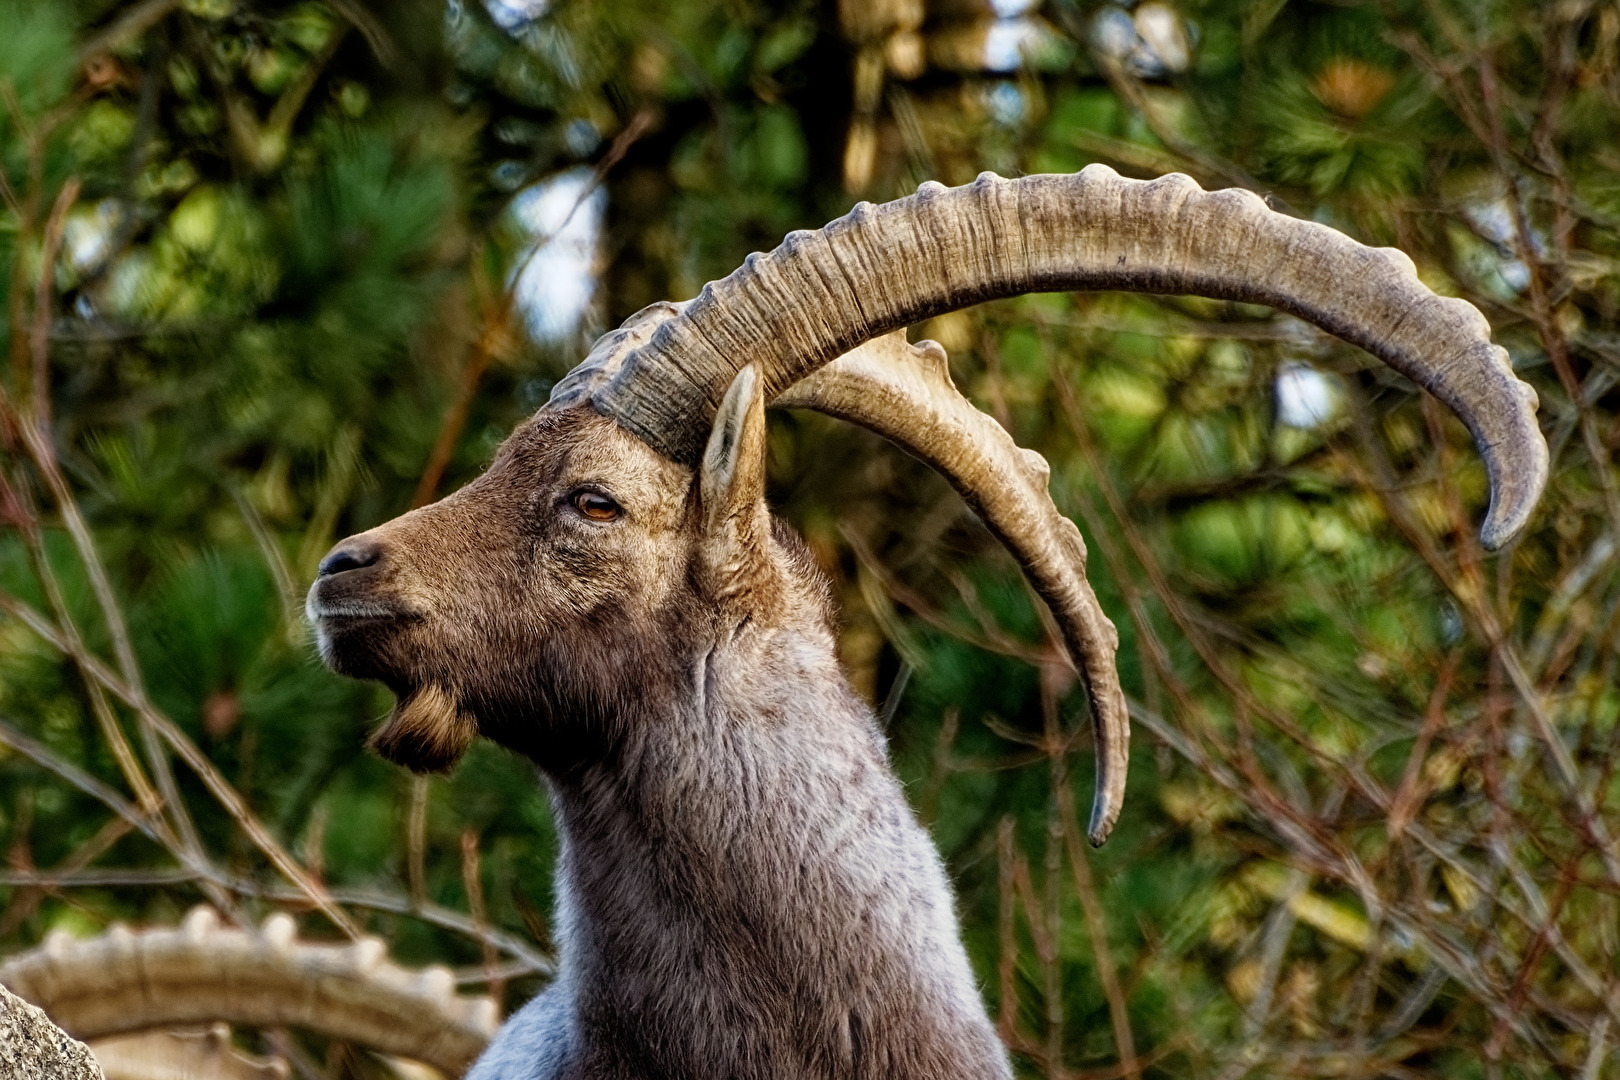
[304,583,406,623]
[306,599,400,620]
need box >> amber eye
[570,489,621,521]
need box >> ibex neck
[538,627,1012,1080]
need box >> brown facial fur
[308,403,826,773]
[309,390,1008,1079]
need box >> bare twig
[77,0,180,63]
[461,831,503,1006]
[411,108,656,510]
[327,0,398,67]
[408,775,430,906]
[1056,778,1140,1079]
[251,884,553,975]
[0,715,164,849]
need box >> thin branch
[407,775,430,907]
[0,563,356,935]
[5,380,210,878]
[0,868,198,888]
[77,0,180,63]
[327,0,398,67]
[461,830,503,1005]
[0,466,166,823]
[1090,54,1265,194]
[250,884,554,975]
[411,108,656,510]
[1056,778,1140,1080]
[0,715,164,848]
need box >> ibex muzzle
[309,167,1547,1079]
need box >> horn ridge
[576,165,1542,551]
[775,333,1131,842]
[553,166,1550,837]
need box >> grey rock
[0,982,102,1080]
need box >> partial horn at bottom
[0,907,502,1075]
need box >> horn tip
[1479,429,1550,551]
[1087,799,1120,846]
[1087,749,1128,846]
[1479,490,1540,551]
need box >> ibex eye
[570,489,621,521]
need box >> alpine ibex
[306,167,1548,1079]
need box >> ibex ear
[698,365,774,608]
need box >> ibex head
[308,362,836,775]
[308,166,1547,842]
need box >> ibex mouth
[306,534,430,626]
[305,574,428,680]
[305,587,419,646]
[305,566,428,624]
[305,597,403,621]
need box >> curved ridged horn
[0,906,500,1075]
[551,165,1546,550]
[550,164,1549,844]
[776,332,1131,843]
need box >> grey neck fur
[471,617,1012,1080]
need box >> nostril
[318,541,383,578]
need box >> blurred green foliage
[2,0,1619,1077]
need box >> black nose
[318,540,383,578]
